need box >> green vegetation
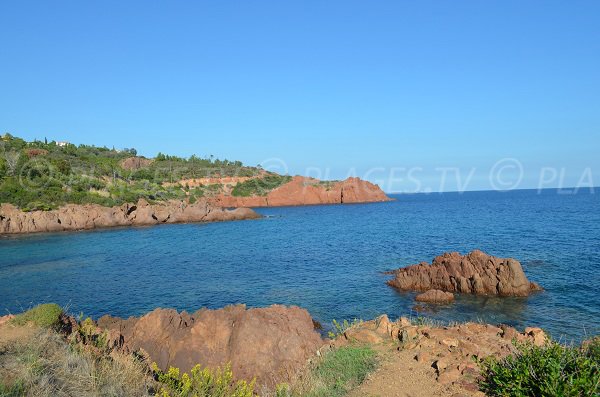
[317,180,338,191]
[0,329,150,397]
[0,133,261,210]
[278,346,378,397]
[0,380,26,397]
[152,363,254,397]
[231,174,292,197]
[11,303,63,328]
[327,318,363,339]
[479,338,600,396]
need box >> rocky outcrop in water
[415,289,455,303]
[97,304,324,389]
[387,250,542,297]
[0,199,260,234]
[211,176,391,207]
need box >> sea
[1,188,598,341]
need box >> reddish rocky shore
[16,303,548,394]
[0,176,390,234]
[210,176,392,207]
[0,198,260,234]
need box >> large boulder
[387,250,542,297]
[97,305,324,389]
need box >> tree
[0,157,6,179]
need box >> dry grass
[0,328,153,397]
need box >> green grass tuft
[304,346,378,397]
[0,380,26,397]
[11,303,63,328]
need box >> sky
[1,1,599,192]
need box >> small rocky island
[387,250,542,303]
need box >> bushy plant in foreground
[479,338,599,396]
[10,303,63,328]
[152,362,255,397]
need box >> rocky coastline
[0,176,391,235]
[0,303,560,396]
[0,198,260,235]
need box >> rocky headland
[387,250,543,300]
[0,198,260,234]
[210,176,392,207]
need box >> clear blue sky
[1,1,599,192]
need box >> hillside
[0,134,286,211]
[0,134,390,214]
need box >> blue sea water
[1,189,599,341]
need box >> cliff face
[211,176,391,207]
[0,199,260,234]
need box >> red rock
[0,199,260,234]
[415,289,455,303]
[119,156,153,170]
[344,328,384,344]
[524,327,547,346]
[437,368,461,384]
[387,250,542,297]
[210,176,391,208]
[97,304,323,389]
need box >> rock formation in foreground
[0,198,260,234]
[387,250,542,297]
[210,176,392,207]
[97,304,324,389]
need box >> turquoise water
[1,189,599,341]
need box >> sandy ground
[347,344,481,397]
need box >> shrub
[327,318,363,339]
[479,338,600,396]
[11,303,63,328]
[0,328,151,396]
[152,362,255,397]
[231,175,292,197]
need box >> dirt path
[348,345,476,397]
[0,321,35,349]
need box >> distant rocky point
[211,176,391,207]
[387,250,542,298]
